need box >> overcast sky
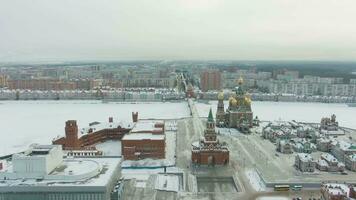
[1,0,356,62]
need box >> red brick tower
[65,120,80,148]
[205,108,217,141]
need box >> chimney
[109,117,113,123]
[132,112,138,123]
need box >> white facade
[12,145,63,177]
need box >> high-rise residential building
[200,70,221,92]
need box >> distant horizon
[3,59,356,64]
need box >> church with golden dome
[216,77,253,132]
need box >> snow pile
[245,169,266,192]
[154,174,179,192]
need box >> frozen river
[0,100,190,157]
[0,100,355,157]
[196,101,356,129]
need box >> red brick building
[191,109,229,166]
[321,184,349,200]
[200,70,222,92]
[122,120,166,160]
[53,117,133,150]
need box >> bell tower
[204,108,217,142]
[216,91,225,127]
[65,120,79,148]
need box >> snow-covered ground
[217,127,242,136]
[256,197,288,200]
[95,140,121,156]
[154,174,180,192]
[121,167,182,187]
[0,101,189,157]
[196,101,356,129]
[245,169,266,192]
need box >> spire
[208,108,214,122]
[237,76,244,85]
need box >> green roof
[208,108,214,122]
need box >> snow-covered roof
[321,153,338,163]
[296,153,313,162]
[317,159,329,167]
[323,184,349,197]
[122,133,165,141]
[348,154,356,161]
[0,158,120,187]
[81,120,133,134]
[336,140,355,151]
[131,120,164,133]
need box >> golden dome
[228,96,234,103]
[244,96,252,105]
[217,92,224,100]
[231,98,238,106]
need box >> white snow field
[196,101,356,129]
[0,100,189,157]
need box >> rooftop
[131,120,164,133]
[321,153,338,163]
[81,120,134,134]
[0,158,121,187]
[122,133,165,141]
[297,153,313,162]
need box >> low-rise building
[0,145,121,200]
[321,184,348,200]
[345,154,356,172]
[122,120,166,160]
[317,138,333,152]
[317,153,345,172]
[277,140,293,154]
[292,139,316,153]
[331,141,356,163]
[294,153,315,172]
